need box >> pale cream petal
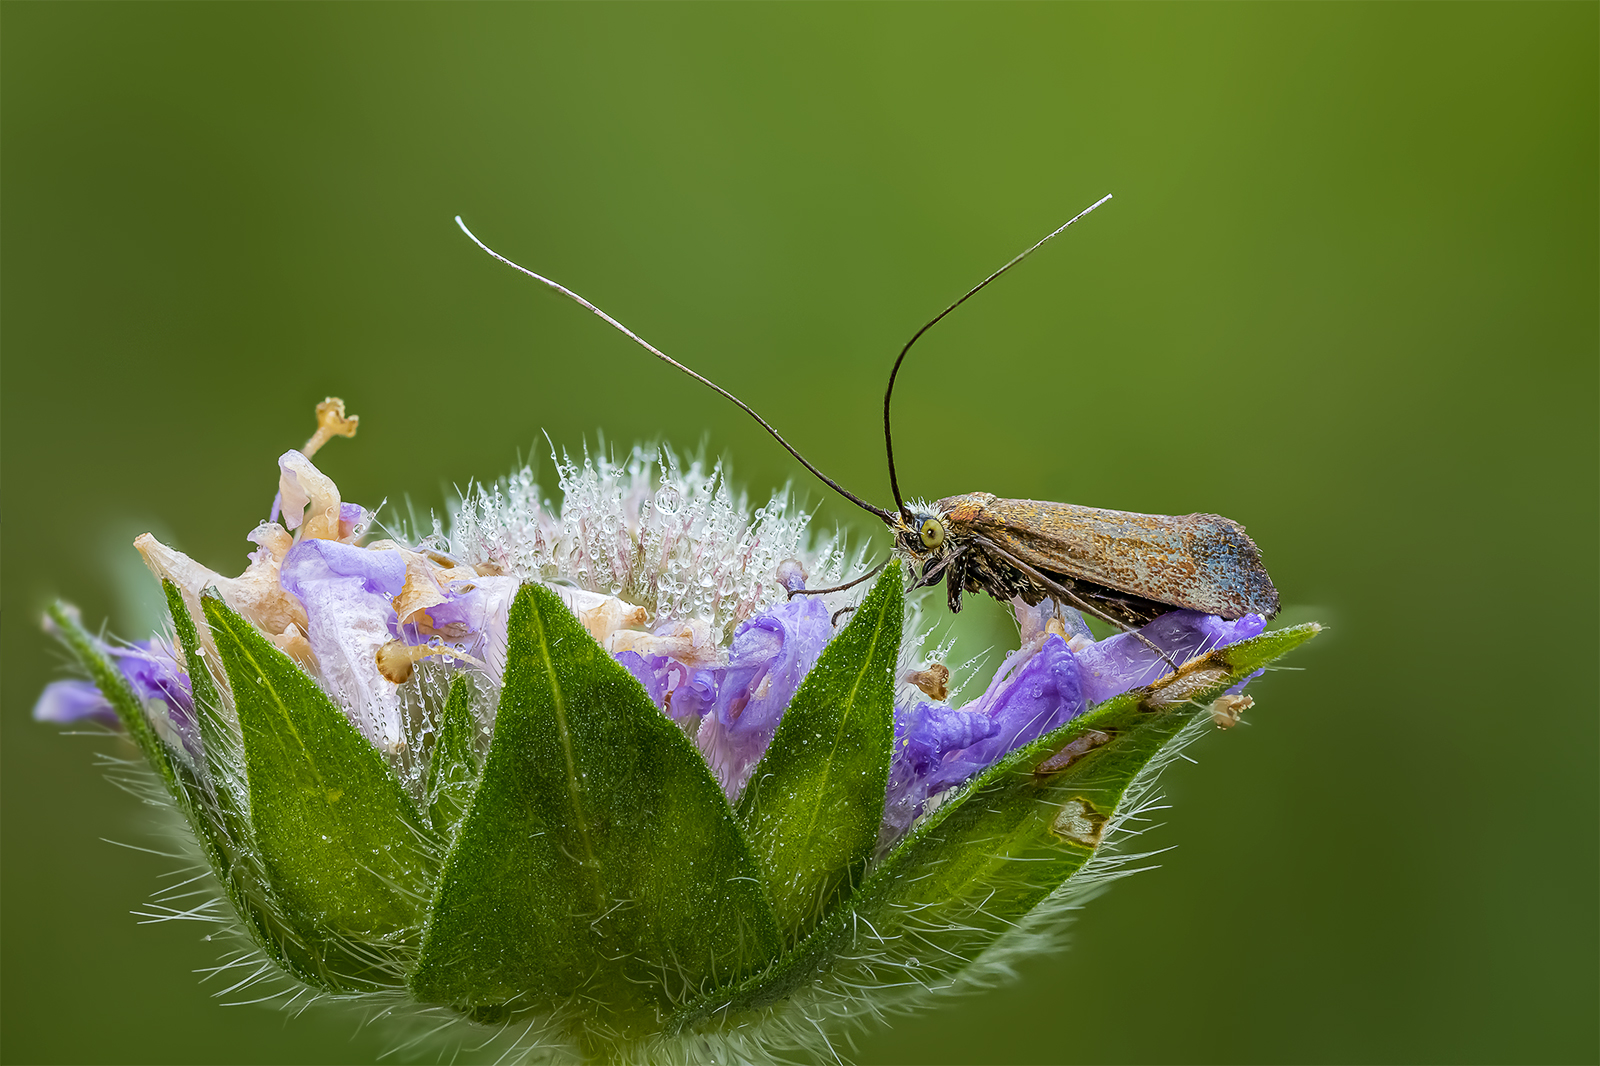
[277,450,342,541]
[269,622,319,671]
[547,587,652,650]
[134,527,310,655]
[607,617,725,668]
[392,551,449,627]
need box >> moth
[455,195,1278,658]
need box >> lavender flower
[883,600,1267,840]
[619,592,834,796]
[34,398,1316,1065]
[33,616,195,755]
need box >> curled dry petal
[383,545,481,627]
[375,639,487,684]
[903,663,950,701]
[269,622,317,670]
[277,450,344,541]
[608,616,722,669]
[548,587,651,653]
[135,525,310,665]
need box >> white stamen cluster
[449,445,851,640]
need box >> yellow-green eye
[919,518,945,550]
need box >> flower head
[35,399,1318,1064]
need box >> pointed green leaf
[52,594,386,993]
[161,582,255,853]
[426,675,479,836]
[161,581,230,785]
[737,561,901,941]
[163,586,365,991]
[409,583,783,1042]
[161,587,271,938]
[47,598,240,908]
[201,594,435,950]
[673,624,1323,1029]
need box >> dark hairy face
[889,509,956,584]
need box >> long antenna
[883,193,1113,520]
[456,216,894,523]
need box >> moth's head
[888,502,954,570]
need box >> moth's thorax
[933,492,996,526]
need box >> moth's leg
[832,605,857,626]
[906,551,959,599]
[940,553,965,613]
[969,535,1179,673]
[787,559,888,600]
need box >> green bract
[48,567,1318,1063]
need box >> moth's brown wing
[954,537,1168,627]
[944,496,1280,620]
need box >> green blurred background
[3,4,1594,1063]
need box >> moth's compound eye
[919,518,945,550]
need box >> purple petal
[615,651,707,733]
[338,502,367,541]
[34,639,197,757]
[881,701,998,838]
[115,641,193,718]
[670,667,718,725]
[33,680,119,726]
[615,651,669,706]
[894,704,999,780]
[955,635,1084,782]
[884,635,1086,833]
[607,596,834,797]
[279,539,407,748]
[883,609,1269,840]
[692,595,833,798]
[115,640,198,755]
[282,538,407,599]
[1077,611,1265,704]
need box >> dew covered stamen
[376,639,487,685]
[450,443,842,641]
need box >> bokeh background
[3,5,1595,1064]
